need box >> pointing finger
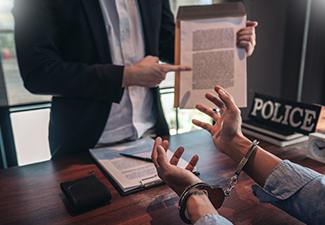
[161,64,192,73]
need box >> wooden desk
[1,130,324,225]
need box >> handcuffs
[178,140,259,224]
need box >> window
[159,72,211,135]
[0,0,212,167]
[10,107,51,166]
[159,0,214,135]
[0,0,51,167]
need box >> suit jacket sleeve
[12,0,124,103]
[13,0,176,102]
[12,0,174,156]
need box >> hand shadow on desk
[146,195,179,225]
[59,193,111,217]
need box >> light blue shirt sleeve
[194,160,325,225]
[194,213,233,225]
[252,159,325,225]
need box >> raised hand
[192,86,244,157]
[151,137,201,196]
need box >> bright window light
[10,108,51,166]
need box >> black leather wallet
[60,175,112,212]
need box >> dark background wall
[217,0,325,118]
[243,0,288,118]
[301,0,325,104]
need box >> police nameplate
[248,93,322,135]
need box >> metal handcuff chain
[225,139,259,196]
[178,140,259,224]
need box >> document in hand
[89,137,196,195]
[174,2,247,109]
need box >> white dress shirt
[97,0,156,144]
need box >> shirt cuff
[252,159,322,202]
[194,213,233,225]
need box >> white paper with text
[179,16,247,109]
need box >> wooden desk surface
[1,130,324,225]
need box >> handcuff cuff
[178,140,259,224]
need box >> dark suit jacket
[12,0,174,158]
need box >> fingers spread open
[214,86,240,114]
[195,103,221,122]
[204,93,226,111]
[169,146,184,166]
[192,118,213,133]
[185,155,199,171]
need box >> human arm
[122,0,191,88]
[150,85,280,224]
[192,86,281,187]
[12,0,125,100]
[123,56,191,87]
[151,137,222,224]
[236,20,258,57]
[12,0,190,98]
[252,160,325,225]
[192,86,325,224]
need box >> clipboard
[89,137,197,196]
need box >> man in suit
[12,0,257,158]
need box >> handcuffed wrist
[226,135,254,164]
[178,183,224,224]
[178,140,259,224]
